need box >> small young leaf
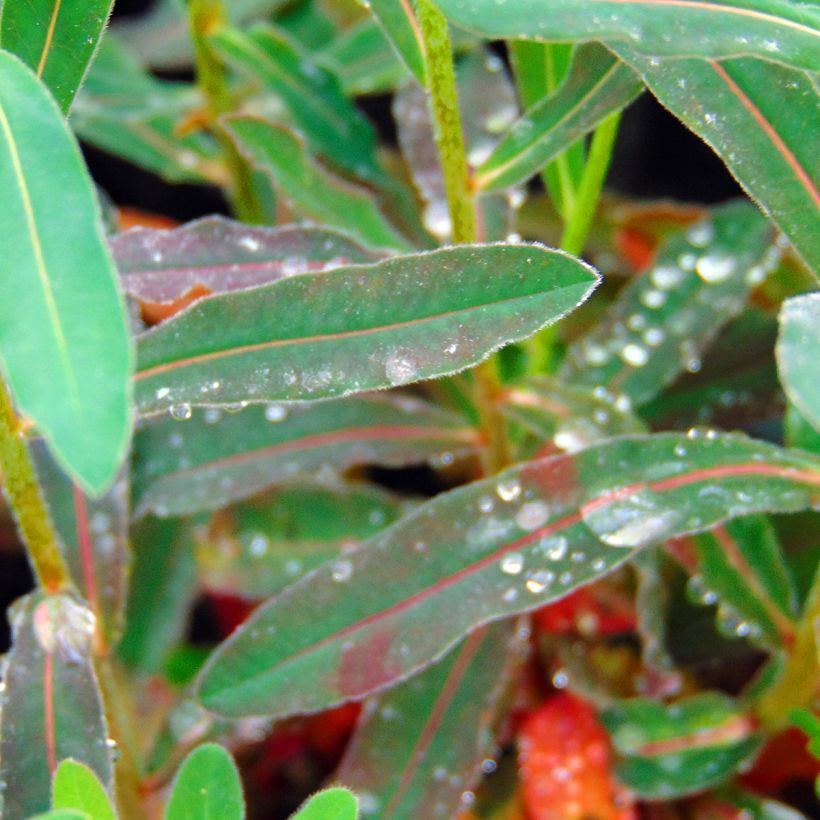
[134,242,599,416]
[52,760,116,820]
[0,593,113,819]
[291,787,358,820]
[0,0,115,111]
[195,432,820,719]
[165,743,244,820]
[133,396,477,517]
[434,0,820,72]
[561,200,778,407]
[777,293,820,433]
[337,622,523,819]
[478,44,643,192]
[601,692,760,798]
[0,51,133,494]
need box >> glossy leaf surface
[52,760,116,820]
[112,216,383,304]
[292,788,359,820]
[228,117,411,251]
[0,52,132,493]
[478,44,643,192]
[777,292,820,432]
[134,242,599,416]
[31,442,130,647]
[133,396,476,517]
[621,52,820,273]
[561,200,778,406]
[165,743,244,820]
[195,432,820,718]
[435,0,820,72]
[0,593,112,819]
[197,482,405,599]
[0,0,114,111]
[338,622,522,819]
[602,692,760,797]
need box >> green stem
[0,379,69,591]
[189,0,266,224]
[416,0,509,473]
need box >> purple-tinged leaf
[337,621,524,819]
[134,242,599,416]
[195,431,820,718]
[478,44,643,193]
[617,51,820,274]
[0,593,113,819]
[601,692,760,798]
[435,0,820,73]
[197,482,406,599]
[777,292,820,433]
[133,395,477,517]
[31,442,130,648]
[561,200,780,407]
[112,216,383,305]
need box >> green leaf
[194,431,820,718]
[561,200,779,407]
[435,0,820,72]
[291,787,358,820]
[227,117,411,251]
[0,0,114,111]
[777,293,820,433]
[337,622,523,819]
[699,785,808,818]
[0,51,133,494]
[29,812,89,820]
[71,36,220,185]
[31,442,130,647]
[134,241,599,416]
[133,396,477,516]
[211,25,385,184]
[112,216,383,305]
[165,743,244,820]
[601,692,760,798]
[478,44,643,192]
[619,52,820,274]
[52,760,116,820]
[117,517,198,674]
[0,593,113,819]
[197,482,405,599]
[683,515,798,649]
[365,0,425,85]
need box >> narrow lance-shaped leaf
[777,292,820,433]
[0,52,133,494]
[0,0,114,111]
[601,692,760,798]
[434,0,820,72]
[337,622,524,819]
[477,44,643,192]
[165,743,244,820]
[134,241,599,416]
[195,431,820,718]
[52,760,116,820]
[366,0,426,85]
[0,593,113,819]
[111,216,383,305]
[31,442,130,648]
[561,200,779,407]
[227,117,412,251]
[133,395,477,517]
[197,482,406,599]
[633,548,677,676]
[617,51,820,274]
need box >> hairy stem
[189,0,266,224]
[416,0,510,473]
[0,379,69,591]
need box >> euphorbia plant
[0,0,818,817]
